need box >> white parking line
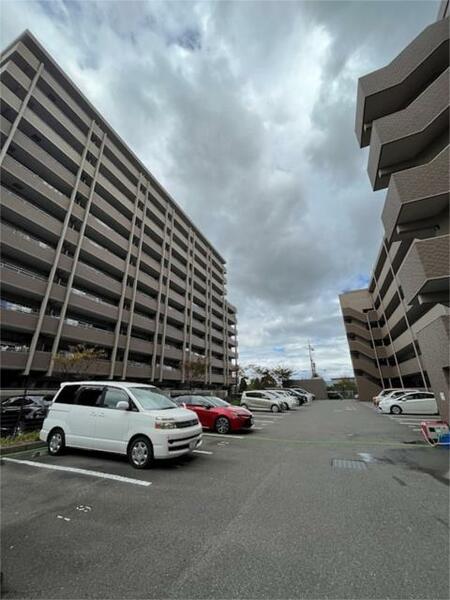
[203,433,244,440]
[250,411,285,416]
[411,428,421,432]
[253,415,283,419]
[252,427,264,431]
[2,458,151,487]
[389,418,425,423]
[193,450,213,455]
[254,420,274,424]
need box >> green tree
[272,365,294,388]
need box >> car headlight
[155,420,177,429]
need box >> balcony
[398,234,450,305]
[356,16,449,146]
[1,221,56,273]
[367,68,449,190]
[69,288,118,323]
[132,290,158,315]
[128,337,153,356]
[101,152,136,200]
[192,303,206,320]
[164,324,184,344]
[1,115,76,196]
[126,363,152,380]
[75,261,122,299]
[392,327,416,355]
[190,333,206,349]
[96,171,134,219]
[398,356,424,377]
[162,346,183,361]
[382,146,449,242]
[1,153,77,224]
[341,306,370,326]
[166,306,185,327]
[168,288,186,310]
[344,321,378,341]
[0,350,50,371]
[347,338,378,361]
[124,311,155,334]
[0,261,48,300]
[161,368,182,382]
[351,354,385,380]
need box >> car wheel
[241,403,249,410]
[283,402,289,411]
[215,416,231,434]
[390,405,402,415]
[48,428,65,455]
[128,436,153,469]
[271,404,280,413]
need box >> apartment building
[0,30,238,390]
[340,2,449,421]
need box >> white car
[378,391,438,415]
[40,381,202,468]
[374,388,420,407]
[240,390,285,413]
[373,388,403,406]
[290,388,315,402]
[265,389,297,410]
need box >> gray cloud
[0,0,439,378]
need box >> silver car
[240,390,285,413]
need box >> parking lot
[2,400,449,599]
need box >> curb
[0,441,46,456]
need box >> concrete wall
[291,378,328,400]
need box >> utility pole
[308,341,318,378]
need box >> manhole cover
[331,459,367,471]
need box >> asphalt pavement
[1,400,449,599]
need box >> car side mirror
[116,401,129,411]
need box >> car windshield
[207,397,230,407]
[131,387,178,410]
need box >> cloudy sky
[1,0,440,380]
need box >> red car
[174,395,254,434]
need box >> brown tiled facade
[0,30,238,390]
[340,3,449,421]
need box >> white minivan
[40,381,202,468]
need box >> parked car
[173,395,253,434]
[327,391,344,400]
[373,388,419,407]
[1,395,50,436]
[264,389,297,410]
[290,388,315,402]
[285,390,307,405]
[240,390,285,413]
[378,391,438,415]
[372,388,400,405]
[40,382,203,468]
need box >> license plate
[250,418,254,424]
[190,440,196,450]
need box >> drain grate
[331,459,367,471]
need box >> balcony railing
[3,224,52,249]
[1,261,48,282]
